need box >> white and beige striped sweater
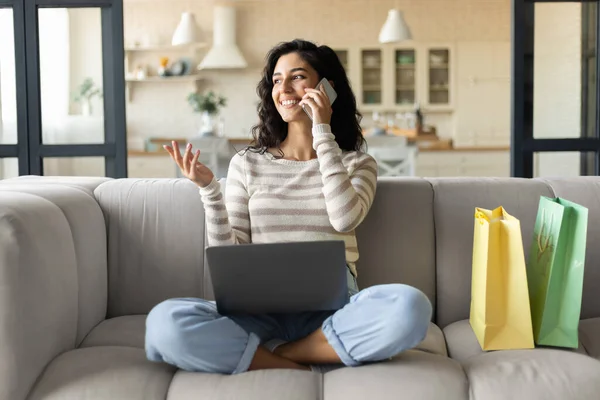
[198,124,378,276]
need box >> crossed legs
[145,284,432,374]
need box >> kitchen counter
[128,137,509,157]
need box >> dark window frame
[512,0,600,177]
[0,0,127,178]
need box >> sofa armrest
[0,192,78,400]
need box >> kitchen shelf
[126,75,202,82]
[124,43,207,52]
[125,75,203,101]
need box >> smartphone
[303,77,337,120]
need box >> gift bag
[470,206,535,351]
[527,197,588,348]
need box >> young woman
[145,39,432,374]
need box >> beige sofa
[1,175,600,400]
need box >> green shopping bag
[527,196,588,348]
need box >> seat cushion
[80,315,147,349]
[323,350,468,400]
[415,322,448,356]
[444,319,588,362]
[168,369,321,400]
[27,346,176,400]
[463,349,600,400]
[579,317,600,358]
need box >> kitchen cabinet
[333,44,454,113]
[415,151,510,177]
[128,155,178,178]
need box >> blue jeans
[145,269,432,374]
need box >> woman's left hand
[300,85,332,126]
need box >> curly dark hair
[248,39,365,153]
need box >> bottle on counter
[414,102,424,134]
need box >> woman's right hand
[164,141,215,188]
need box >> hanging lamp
[378,9,412,43]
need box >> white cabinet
[416,151,510,177]
[333,44,454,113]
[127,155,178,178]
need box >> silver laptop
[206,240,349,315]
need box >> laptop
[206,240,349,315]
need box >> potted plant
[187,90,227,136]
[73,77,103,116]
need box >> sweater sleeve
[198,153,251,245]
[312,124,378,232]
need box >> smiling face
[271,52,320,123]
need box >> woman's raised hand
[164,141,215,188]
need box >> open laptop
[206,240,349,315]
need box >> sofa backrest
[94,178,210,318]
[354,178,436,309]
[91,177,439,319]
[429,178,556,327]
[92,176,600,328]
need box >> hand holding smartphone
[302,77,337,121]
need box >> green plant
[73,77,102,103]
[187,91,227,114]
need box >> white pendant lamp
[378,9,412,43]
[172,12,202,46]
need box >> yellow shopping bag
[469,206,535,351]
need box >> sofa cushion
[0,175,111,192]
[463,348,600,400]
[355,178,436,311]
[168,369,321,400]
[429,177,555,328]
[579,317,600,358]
[80,315,147,349]
[323,350,468,400]
[94,179,207,317]
[538,177,600,320]
[79,316,449,358]
[444,319,588,362]
[0,183,108,346]
[416,323,448,356]
[0,191,79,400]
[27,346,176,400]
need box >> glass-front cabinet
[427,48,450,106]
[361,49,383,106]
[332,44,453,112]
[395,49,416,106]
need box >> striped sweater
[198,124,378,276]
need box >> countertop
[128,136,509,157]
